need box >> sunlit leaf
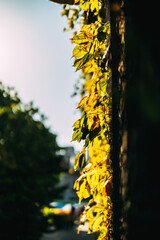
[82,53,89,65]
[83,187,90,199]
[71,33,90,44]
[77,96,89,109]
[93,216,103,231]
[79,151,86,170]
[79,0,90,11]
[90,0,99,14]
[73,58,83,69]
[72,129,80,141]
[100,80,107,94]
[74,150,85,171]
[72,45,88,58]
[72,119,80,129]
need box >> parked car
[42,200,84,229]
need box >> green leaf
[74,153,80,171]
[79,152,85,170]
[74,150,85,171]
[73,58,83,69]
[80,111,87,128]
[84,136,90,148]
[100,80,107,94]
[82,53,89,65]
[77,130,83,142]
[72,129,80,141]
[73,54,92,71]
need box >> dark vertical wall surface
[110,0,160,239]
[125,1,160,239]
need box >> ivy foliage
[62,0,112,239]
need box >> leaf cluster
[71,21,109,72]
[62,1,112,239]
[62,4,81,31]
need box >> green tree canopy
[0,82,62,239]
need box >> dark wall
[110,0,160,239]
[125,1,160,239]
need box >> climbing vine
[62,1,112,239]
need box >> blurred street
[41,222,96,240]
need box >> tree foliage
[0,82,62,239]
[62,1,112,239]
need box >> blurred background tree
[0,82,62,239]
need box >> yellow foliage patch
[62,0,112,239]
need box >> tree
[0,82,62,239]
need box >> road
[41,222,96,240]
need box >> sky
[0,0,83,151]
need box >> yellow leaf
[93,216,103,231]
[90,0,99,14]
[73,181,78,190]
[80,179,86,192]
[77,96,88,109]
[79,0,90,11]
[80,24,91,32]
[78,179,90,203]
[84,31,93,40]
[87,114,100,131]
[72,119,80,129]
[72,45,88,58]
[71,33,90,44]
[83,187,90,199]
